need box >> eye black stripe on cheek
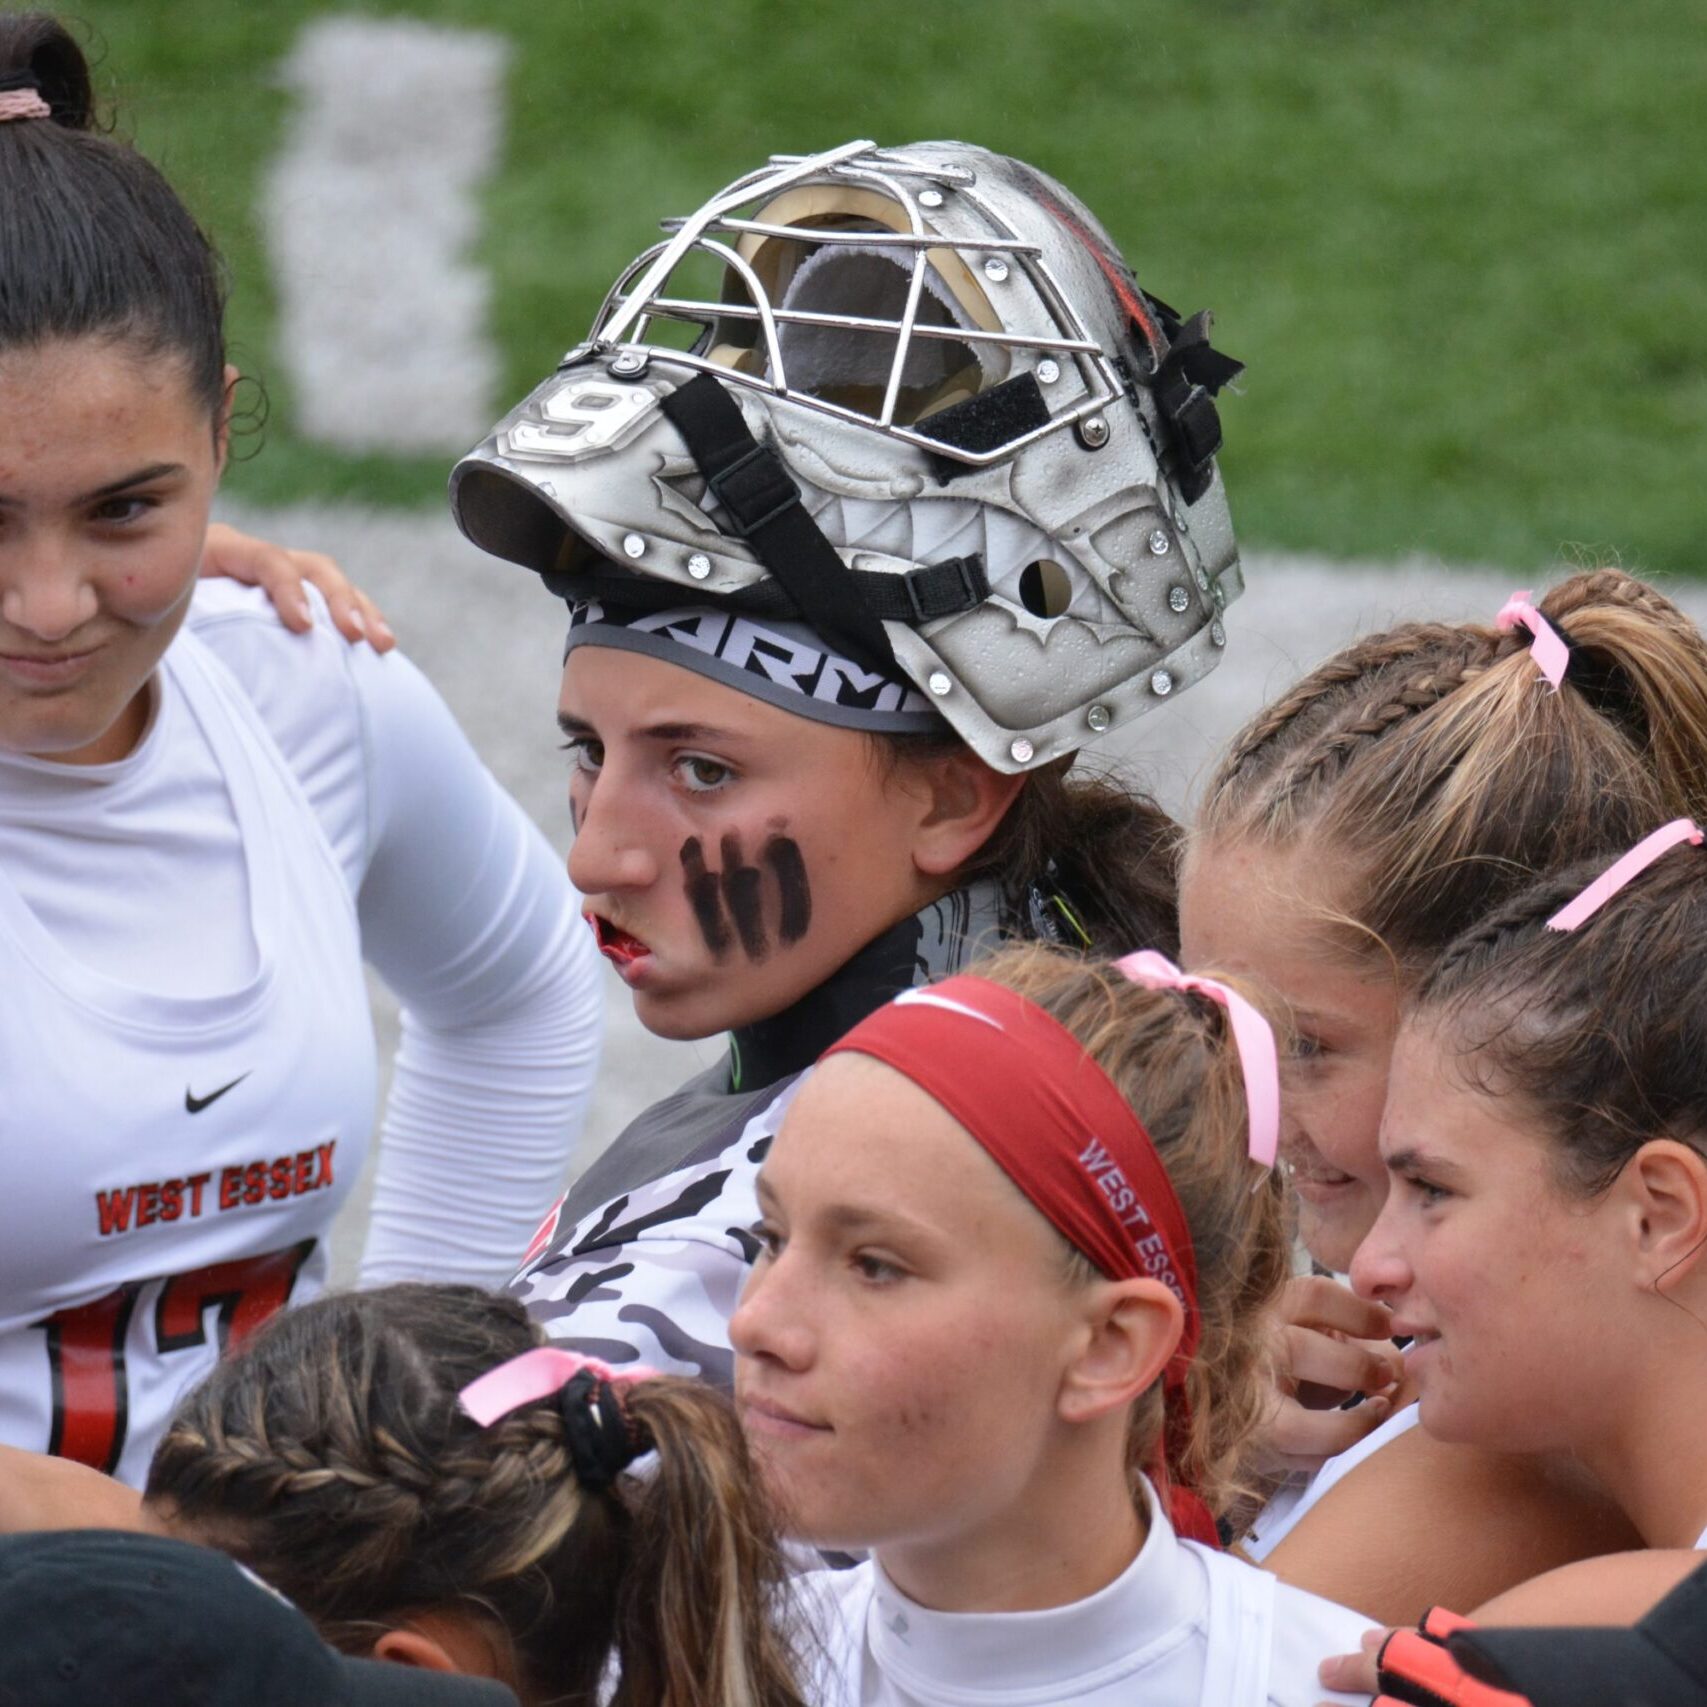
[681,836,733,958]
[720,831,769,960]
[763,836,812,944]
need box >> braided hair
[1196,568,1707,976]
[146,1284,809,1707]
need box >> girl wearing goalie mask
[445,140,1246,1387]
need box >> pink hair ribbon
[1545,818,1704,932]
[458,1346,661,1428]
[0,90,51,122]
[1114,951,1280,1169]
[1495,590,1570,692]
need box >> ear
[1057,1277,1184,1425]
[905,745,1028,879]
[1622,1139,1707,1293]
[372,1628,462,1674]
[215,363,241,474]
[370,1609,505,1679]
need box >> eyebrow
[755,1176,938,1242]
[0,462,189,509]
[554,711,744,743]
[1384,1146,1468,1184]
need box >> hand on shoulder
[201,522,395,651]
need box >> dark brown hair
[0,12,228,413]
[1412,842,1707,1198]
[1196,569,1707,978]
[883,735,1181,959]
[146,1285,808,1707]
[973,944,1290,1513]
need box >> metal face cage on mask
[451,140,1245,773]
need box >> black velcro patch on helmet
[1146,308,1243,505]
[921,374,1050,477]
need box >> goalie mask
[450,139,1243,772]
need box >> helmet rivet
[1195,568,1211,593]
[918,188,945,209]
[1168,585,1190,614]
[1076,416,1110,450]
[1087,704,1112,733]
[983,257,1010,283]
[622,533,646,559]
[927,671,953,697]
[687,552,712,580]
[1010,737,1035,764]
[609,349,649,378]
[1148,527,1171,556]
[1036,358,1060,385]
[1211,619,1227,647]
[1149,670,1174,697]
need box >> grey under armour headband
[564,600,945,734]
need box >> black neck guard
[728,880,1008,1092]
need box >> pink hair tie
[1113,950,1280,1168]
[0,90,51,122]
[1495,590,1570,692]
[1545,818,1704,932]
[458,1346,662,1427]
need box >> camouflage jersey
[508,883,1010,1387]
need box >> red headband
[823,975,1218,1544]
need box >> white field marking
[264,16,509,455]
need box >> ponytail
[147,1285,807,1707]
[1199,567,1707,974]
[614,1381,805,1707]
[0,12,228,415]
[880,734,1182,958]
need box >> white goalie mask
[450,139,1244,772]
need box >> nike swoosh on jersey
[184,1073,251,1115]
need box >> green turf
[83,0,1707,574]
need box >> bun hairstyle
[0,12,228,414]
[1198,569,1707,977]
[973,944,1291,1516]
[1414,842,1707,1200]
[146,1285,809,1707]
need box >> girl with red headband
[731,945,1371,1706]
[1180,569,1707,1621]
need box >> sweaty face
[729,1054,1086,1556]
[1350,1019,1627,1455]
[1180,837,1401,1272]
[561,647,941,1039]
[0,340,226,766]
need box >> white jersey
[0,584,603,1482]
[800,1479,1372,1707]
[1242,1402,1423,1564]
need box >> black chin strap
[658,373,988,675]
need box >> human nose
[566,766,660,896]
[1348,1196,1411,1305]
[0,534,99,642]
[730,1250,815,1374]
